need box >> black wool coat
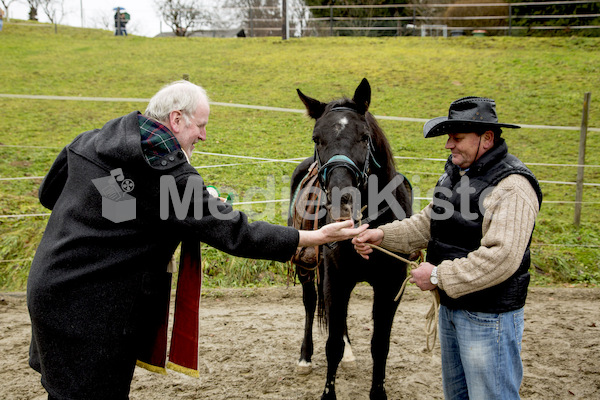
[27,111,299,399]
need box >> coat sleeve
[39,146,69,210]
[163,173,299,263]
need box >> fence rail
[306,1,597,10]
[281,0,600,38]
[299,0,600,37]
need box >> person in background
[27,80,368,400]
[353,96,542,399]
[120,11,129,36]
[114,9,124,35]
[0,8,5,31]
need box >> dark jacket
[426,140,542,313]
[27,111,299,399]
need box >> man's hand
[298,220,368,247]
[409,262,437,291]
[351,228,384,260]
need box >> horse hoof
[296,360,312,375]
[370,384,387,400]
[341,358,356,369]
[321,389,337,400]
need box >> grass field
[0,20,599,290]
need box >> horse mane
[365,111,396,177]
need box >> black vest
[427,140,543,313]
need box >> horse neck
[372,150,396,185]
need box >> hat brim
[423,117,520,138]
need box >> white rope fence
[0,97,597,214]
[1,93,599,132]
[1,151,598,197]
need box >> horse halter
[314,106,382,190]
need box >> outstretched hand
[321,220,369,243]
[297,220,368,247]
[351,228,384,260]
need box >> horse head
[297,78,395,223]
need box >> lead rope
[357,207,440,352]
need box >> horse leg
[297,273,317,375]
[341,326,356,368]
[321,282,354,400]
[369,287,401,400]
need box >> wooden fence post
[574,92,591,227]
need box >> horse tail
[316,260,327,330]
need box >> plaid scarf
[138,114,181,164]
[136,114,202,377]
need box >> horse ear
[297,89,326,120]
[352,78,371,114]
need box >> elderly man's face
[445,132,483,169]
[172,103,210,159]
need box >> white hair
[145,80,210,124]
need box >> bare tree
[443,0,509,31]
[305,0,417,37]
[0,0,19,21]
[224,0,277,37]
[26,0,40,21]
[155,0,212,36]
[225,0,311,37]
[90,11,112,31]
[409,0,452,26]
[288,0,310,37]
[39,0,65,25]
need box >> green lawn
[0,21,599,290]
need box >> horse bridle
[314,106,381,191]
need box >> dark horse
[288,79,413,400]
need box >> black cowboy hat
[423,96,520,138]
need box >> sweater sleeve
[437,174,540,298]
[378,202,433,253]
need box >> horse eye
[361,134,369,142]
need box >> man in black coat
[27,80,366,400]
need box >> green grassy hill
[1,21,599,290]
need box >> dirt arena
[1,285,599,400]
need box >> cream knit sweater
[379,174,540,299]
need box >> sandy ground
[1,285,599,400]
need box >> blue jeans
[439,305,525,400]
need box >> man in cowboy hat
[353,96,542,399]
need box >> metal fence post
[574,92,591,227]
[250,5,254,37]
[508,4,512,36]
[330,6,333,36]
[282,0,288,40]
